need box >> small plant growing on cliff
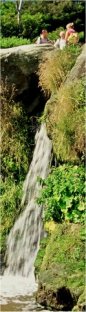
[37,164,85,223]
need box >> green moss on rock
[36,223,85,311]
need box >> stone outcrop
[1,44,54,113]
[1,44,53,95]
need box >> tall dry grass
[38,46,81,96]
[45,79,85,161]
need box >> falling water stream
[0,124,52,311]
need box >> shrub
[1,5,19,38]
[0,36,31,48]
[48,27,64,41]
[21,12,44,39]
[37,164,85,223]
[79,31,85,43]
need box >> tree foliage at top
[1,0,85,38]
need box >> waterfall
[4,124,52,281]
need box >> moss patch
[36,223,85,311]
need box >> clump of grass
[45,78,85,161]
[39,44,84,162]
[38,45,81,96]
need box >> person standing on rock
[36,29,52,44]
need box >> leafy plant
[37,164,85,223]
[48,27,64,41]
[0,36,31,48]
[78,31,84,43]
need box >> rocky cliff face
[1,44,53,113]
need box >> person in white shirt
[54,31,66,50]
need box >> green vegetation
[45,78,85,161]
[0,178,23,253]
[36,44,85,310]
[37,165,85,223]
[39,47,85,162]
[1,1,85,308]
[0,31,84,49]
[1,0,85,44]
[38,224,85,292]
[48,30,84,43]
[36,223,85,310]
[0,36,31,48]
[1,79,35,252]
[39,45,81,95]
[1,80,31,180]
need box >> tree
[16,0,23,25]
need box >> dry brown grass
[38,49,75,96]
[44,79,85,161]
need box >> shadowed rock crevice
[15,72,48,114]
[1,44,53,113]
[36,285,76,311]
[56,287,75,311]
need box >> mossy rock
[36,223,85,311]
[72,290,86,311]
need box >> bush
[21,12,51,39]
[48,27,64,41]
[0,36,31,48]
[37,164,85,223]
[1,2,19,37]
[79,31,85,43]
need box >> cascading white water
[4,123,52,282]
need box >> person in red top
[65,23,75,42]
[65,22,79,44]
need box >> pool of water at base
[1,295,50,312]
[0,275,51,312]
